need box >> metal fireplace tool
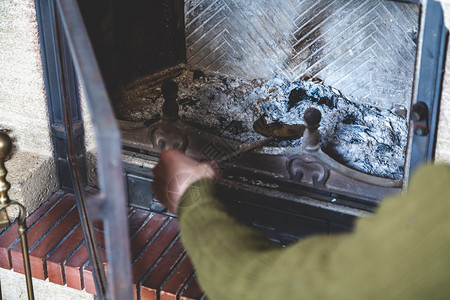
[32,0,447,299]
[0,133,34,300]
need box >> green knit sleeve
[178,165,450,300]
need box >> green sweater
[179,164,450,300]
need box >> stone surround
[436,1,450,163]
[0,0,52,156]
[0,0,58,217]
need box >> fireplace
[31,0,446,299]
[74,0,442,230]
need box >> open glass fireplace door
[35,0,132,299]
[34,0,446,299]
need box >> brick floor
[0,191,206,300]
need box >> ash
[118,67,407,180]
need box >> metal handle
[217,136,277,164]
[0,132,34,300]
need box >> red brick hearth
[0,191,207,300]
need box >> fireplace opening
[69,0,445,240]
[77,0,418,181]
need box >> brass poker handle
[0,132,34,300]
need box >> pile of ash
[117,67,408,180]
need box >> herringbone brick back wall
[185,0,419,110]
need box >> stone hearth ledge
[0,268,94,300]
[4,150,58,218]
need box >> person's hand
[151,149,218,214]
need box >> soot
[288,87,337,110]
